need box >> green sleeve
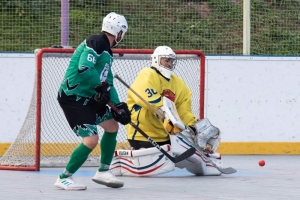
[78,48,101,87]
[104,64,120,105]
[110,86,120,105]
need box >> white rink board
[0,54,299,142]
[0,54,35,142]
[205,56,300,142]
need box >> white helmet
[102,12,128,46]
[151,46,177,79]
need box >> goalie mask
[151,46,177,79]
[102,12,128,47]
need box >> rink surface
[0,155,299,200]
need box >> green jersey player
[54,12,131,190]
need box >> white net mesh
[0,48,204,169]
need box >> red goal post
[0,48,205,171]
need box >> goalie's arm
[175,81,197,126]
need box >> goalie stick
[178,131,236,174]
[114,74,237,174]
[107,102,196,164]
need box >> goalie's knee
[110,144,175,177]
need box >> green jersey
[58,34,120,105]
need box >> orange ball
[259,160,265,167]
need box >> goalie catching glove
[192,118,221,153]
[94,82,111,105]
[112,102,131,125]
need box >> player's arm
[175,83,197,126]
[84,37,119,105]
[77,48,102,87]
[107,69,120,105]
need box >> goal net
[0,48,205,171]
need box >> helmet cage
[158,54,177,72]
[151,46,177,79]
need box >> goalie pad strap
[114,144,171,157]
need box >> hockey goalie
[110,46,222,176]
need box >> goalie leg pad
[193,118,220,150]
[203,152,223,176]
[110,144,175,177]
[185,153,222,176]
[170,132,206,175]
[170,131,222,176]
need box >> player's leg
[54,102,100,190]
[91,105,124,188]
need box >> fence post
[243,0,251,55]
[61,0,69,46]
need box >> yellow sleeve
[175,78,197,126]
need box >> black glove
[94,82,111,105]
[112,102,131,125]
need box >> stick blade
[173,147,196,163]
[219,167,237,174]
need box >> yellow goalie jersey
[126,67,197,142]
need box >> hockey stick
[107,102,195,163]
[114,74,165,119]
[177,131,236,174]
[114,74,237,174]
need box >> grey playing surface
[0,155,299,200]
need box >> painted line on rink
[29,167,274,177]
